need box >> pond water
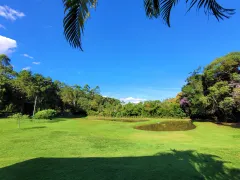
[135,121,196,131]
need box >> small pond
[135,121,196,131]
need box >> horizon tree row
[2,52,239,122]
[0,54,185,118]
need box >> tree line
[181,52,240,122]
[1,52,239,122]
[0,54,186,118]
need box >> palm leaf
[144,0,180,27]
[160,0,179,27]
[63,0,97,50]
[144,0,235,27]
[186,0,235,21]
[63,0,235,50]
[144,0,161,18]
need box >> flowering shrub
[180,97,190,107]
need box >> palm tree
[63,0,235,51]
[0,54,11,67]
[0,54,14,77]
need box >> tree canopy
[1,52,239,122]
[181,52,240,122]
[0,54,185,118]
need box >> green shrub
[87,110,99,116]
[34,109,57,120]
[8,113,30,119]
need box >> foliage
[63,0,235,50]
[34,109,57,120]
[8,113,29,119]
[3,52,240,122]
[63,0,97,50]
[0,54,11,68]
[181,52,240,122]
[0,57,186,119]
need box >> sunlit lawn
[0,117,239,180]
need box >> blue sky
[0,0,239,103]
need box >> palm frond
[144,0,235,27]
[160,0,179,27]
[186,0,235,21]
[144,0,179,27]
[63,0,97,50]
[144,0,161,18]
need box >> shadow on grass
[87,117,149,123]
[0,150,239,180]
[22,126,46,130]
[213,122,240,129]
[222,123,240,129]
[45,119,67,123]
[192,120,240,129]
[230,123,240,128]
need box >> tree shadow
[192,120,240,129]
[231,123,240,128]
[0,150,239,180]
[22,126,46,130]
[214,122,240,129]
[45,119,67,123]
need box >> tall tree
[63,0,235,50]
[0,55,16,113]
[181,52,240,122]
[0,54,11,67]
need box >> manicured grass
[0,118,239,180]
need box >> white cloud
[0,6,25,21]
[22,54,34,59]
[120,97,146,104]
[22,66,31,71]
[32,62,40,65]
[0,24,6,29]
[0,35,17,54]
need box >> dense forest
[0,54,185,118]
[181,52,240,122]
[0,52,239,122]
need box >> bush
[87,110,99,116]
[34,109,57,120]
[8,113,30,119]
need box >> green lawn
[0,118,239,180]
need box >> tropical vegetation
[181,52,240,122]
[0,54,185,119]
[1,52,239,122]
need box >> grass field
[0,117,239,180]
